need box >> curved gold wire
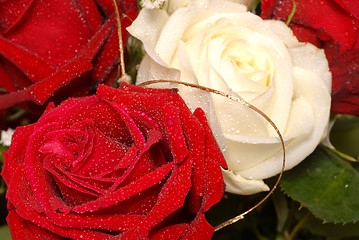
[112,0,127,82]
[138,79,286,232]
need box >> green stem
[286,0,296,25]
[289,212,310,240]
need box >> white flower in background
[163,0,191,13]
[140,0,166,9]
[151,0,256,13]
[128,0,331,195]
[0,128,15,147]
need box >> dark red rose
[2,83,227,239]
[260,0,359,115]
[0,0,138,112]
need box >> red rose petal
[172,96,207,211]
[110,100,146,149]
[38,96,133,144]
[74,0,102,33]
[128,110,161,138]
[331,49,359,115]
[7,210,63,240]
[5,0,95,67]
[91,29,120,82]
[181,213,214,239]
[193,108,227,168]
[0,14,116,109]
[0,62,19,92]
[0,88,32,110]
[149,223,189,240]
[260,0,278,19]
[6,164,46,215]
[202,158,226,212]
[261,0,358,52]
[46,211,144,232]
[117,130,164,187]
[1,124,34,185]
[291,24,322,48]
[72,162,174,214]
[0,35,57,82]
[122,156,193,238]
[92,3,139,82]
[0,0,33,34]
[27,57,93,104]
[71,127,129,177]
[25,123,69,212]
[162,103,189,164]
[94,0,138,18]
[7,167,112,239]
[335,0,359,20]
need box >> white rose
[128,0,332,195]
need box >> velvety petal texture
[2,83,227,239]
[0,0,138,113]
[260,0,359,115]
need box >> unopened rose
[128,0,332,194]
[2,83,227,239]
[261,0,359,115]
[0,0,138,112]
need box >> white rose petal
[128,0,331,195]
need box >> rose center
[226,42,272,88]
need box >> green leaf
[295,207,359,238]
[330,115,359,159]
[271,190,288,232]
[0,224,11,239]
[281,146,359,224]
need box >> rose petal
[46,211,144,232]
[0,36,57,82]
[7,210,63,240]
[193,108,227,168]
[7,167,118,239]
[0,0,33,34]
[5,0,96,67]
[0,61,20,92]
[72,162,174,213]
[25,122,70,212]
[120,157,192,238]
[331,49,359,115]
[2,124,34,185]
[202,159,226,212]
[162,103,189,164]
[149,223,189,240]
[261,0,358,52]
[181,213,214,239]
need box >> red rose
[0,0,138,112]
[2,83,227,239]
[260,0,359,115]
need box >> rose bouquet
[1,0,359,239]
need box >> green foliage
[0,145,8,195]
[330,115,359,159]
[0,225,11,239]
[281,146,359,224]
[125,36,144,85]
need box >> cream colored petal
[222,169,270,195]
[240,67,331,180]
